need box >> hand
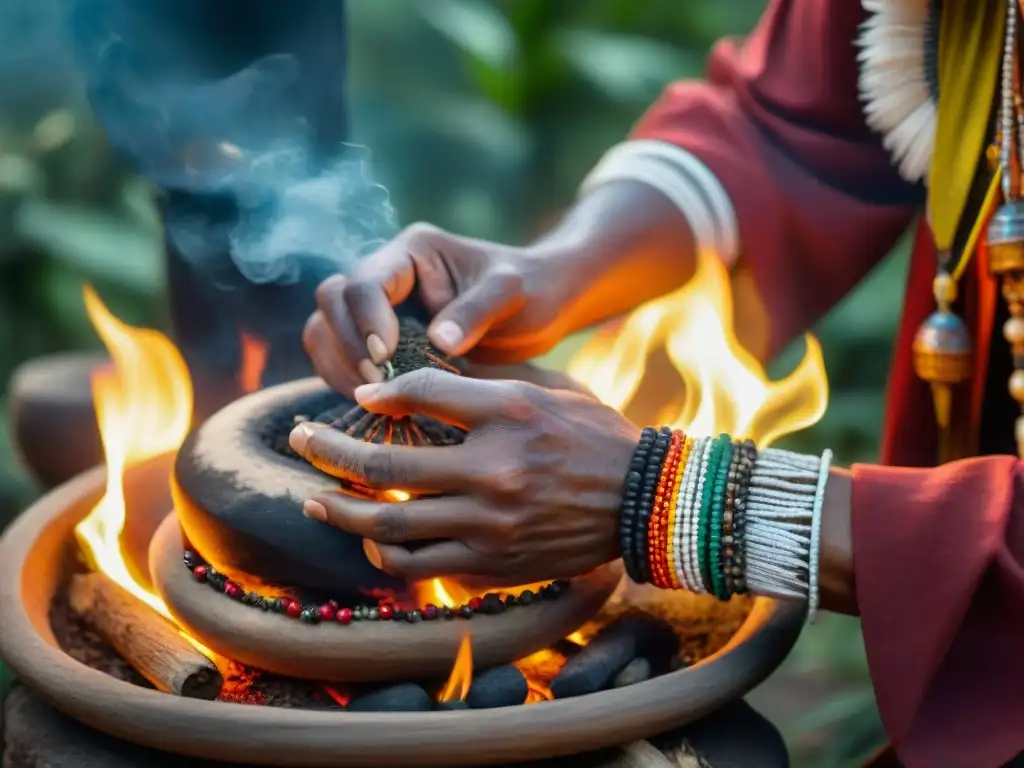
[462,361,597,400]
[303,223,573,396]
[288,368,638,585]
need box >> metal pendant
[912,310,973,429]
[987,200,1024,273]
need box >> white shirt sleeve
[579,139,741,266]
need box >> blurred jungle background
[0,2,904,765]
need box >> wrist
[620,427,834,621]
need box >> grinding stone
[172,377,404,597]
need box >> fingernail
[289,423,315,453]
[354,382,382,404]
[358,358,384,384]
[303,500,327,522]
[366,334,388,364]
[363,539,383,570]
[430,320,463,352]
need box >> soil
[48,580,751,710]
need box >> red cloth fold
[853,458,1024,767]
[630,0,918,356]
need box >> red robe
[630,1,1024,766]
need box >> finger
[315,275,387,381]
[302,310,366,395]
[401,223,458,313]
[364,539,485,580]
[427,268,526,356]
[304,493,485,544]
[289,422,473,493]
[343,242,419,362]
[354,368,509,429]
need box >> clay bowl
[0,458,805,767]
[150,511,620,681]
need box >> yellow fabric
[928,0,1005,254]
[952,167,1002,282]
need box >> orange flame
[237,330,268,394]
[567,252,828,446]
[74,286,213,655]
[438,634,473,703]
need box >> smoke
[4,0,398,286]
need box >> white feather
[857,0,935,182]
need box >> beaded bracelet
[617,428,831,614]
[619,427,656,583]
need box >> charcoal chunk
[551,617,678,699]
[612,657,652,688]
[466,666,528,709]
[347,683,431,712]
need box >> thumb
[426,267,527,356]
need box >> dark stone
[465,666,529,709]
[550,617,679,699]
[346,683,432,713]
[612,657,652,688]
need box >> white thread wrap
[744,447,830,618]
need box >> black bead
[478,593,505,615]
[442,606,455,620]
[459,605,474,618]
[393,609,407,621]
[408,609,422,623]
[518,589,535,606]
[300,607,319,623]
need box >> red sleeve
[852,458,1024,768]
[631,0,920,352]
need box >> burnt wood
[67,572,222,699]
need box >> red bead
[224,581,243,600]
[336,607,353,624]
[318,603,337,622]
[192,565,209,582]
[468,597,482,611]
[286,600,302,619]
[378,604,394,620]
[423,604,438,620]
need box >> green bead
[708,435,733,600]
[697,438,726,592]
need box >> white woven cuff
[579,140,740,265]
[745,447,832,623]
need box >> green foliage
[0,2,899,764]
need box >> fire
[438,634,473,703]
[74,287,192,618]
[567,252,828,447]
[237,330,268,394]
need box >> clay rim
[0,461,805,768]
[151,511,621,682]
